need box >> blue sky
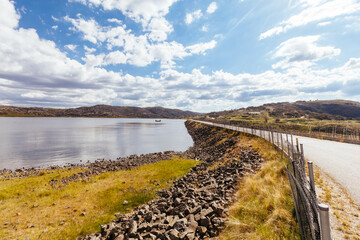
[0,0,360,112]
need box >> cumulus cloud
[260,0,360,39]
[65,15,216,68]
[69,0,177,21]
[207,2,218,14]
[0,0,20,28]
[0,0,127,107]
[185,9,203,24]
[107,18,122,24]
[272,35,341,69]
[69,0,177,41]
[1,0,359,112]
[65,44,77,51]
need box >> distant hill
[0,105,200,118]
[208,100,360,120]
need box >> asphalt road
[291,135,360,205]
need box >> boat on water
[155,120,161,122]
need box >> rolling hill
[208,100,360,120]
[0,105,200,118]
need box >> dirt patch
[313,164,360,239]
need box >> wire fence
[206,118,360,145]
[193,120,332,240]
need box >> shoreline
[0,151,187,181]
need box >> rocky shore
[80,121,264,240]
[0,151,186,187]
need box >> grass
[218,131,300,239]
[0,157,198,240]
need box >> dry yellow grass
[219,132,300,239]
[0,157,198,240]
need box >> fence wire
[193,120,329,240]
[287,162,321,240]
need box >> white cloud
[272,35,341,69]
[259,26,283,40]
[317,21,331,26]
[70,0,177,21]
[201,25,208,32]
[65,15,216,68]
[51,16,59,22]
[84,45,96,53]
[185,10,202,24]
[65,44,77,51]
[0,0,20,29]
[21,91,47,99]
[65,16,104,44]
[1,0,359,111]
[0,0,127,107]
[107,18,122,24]
[207,2,218,14]
[146,17,173,41]
[260,0,360,39]
[52,25,58,30]
[186,40,217,55]
[69,0,177,41]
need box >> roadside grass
[219,131,300,239]
[0,157,198,240]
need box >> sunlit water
[0,118,193,170]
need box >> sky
[0,0,359,112]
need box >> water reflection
[0,118,193,170]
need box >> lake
[0,118,193,170]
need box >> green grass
[0,157,198,240]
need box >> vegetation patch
[0,157,198,240]
[219,132,300,239]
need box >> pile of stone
[80,121,263,240]
[0,151,184,184]
[81,151,262,240]
[48,151,183,187]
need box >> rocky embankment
[80,121,263,240]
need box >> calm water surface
[0,118,193,170]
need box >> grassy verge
[219,132,300,239]
[0,157,198,240]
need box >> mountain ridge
[0,105,200,118]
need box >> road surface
[195,120,360,205]
[292,135,360,205]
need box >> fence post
[300,144,305,169]
[308,161,316,194]
[291,135,295,160]
[318,203,332,240]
